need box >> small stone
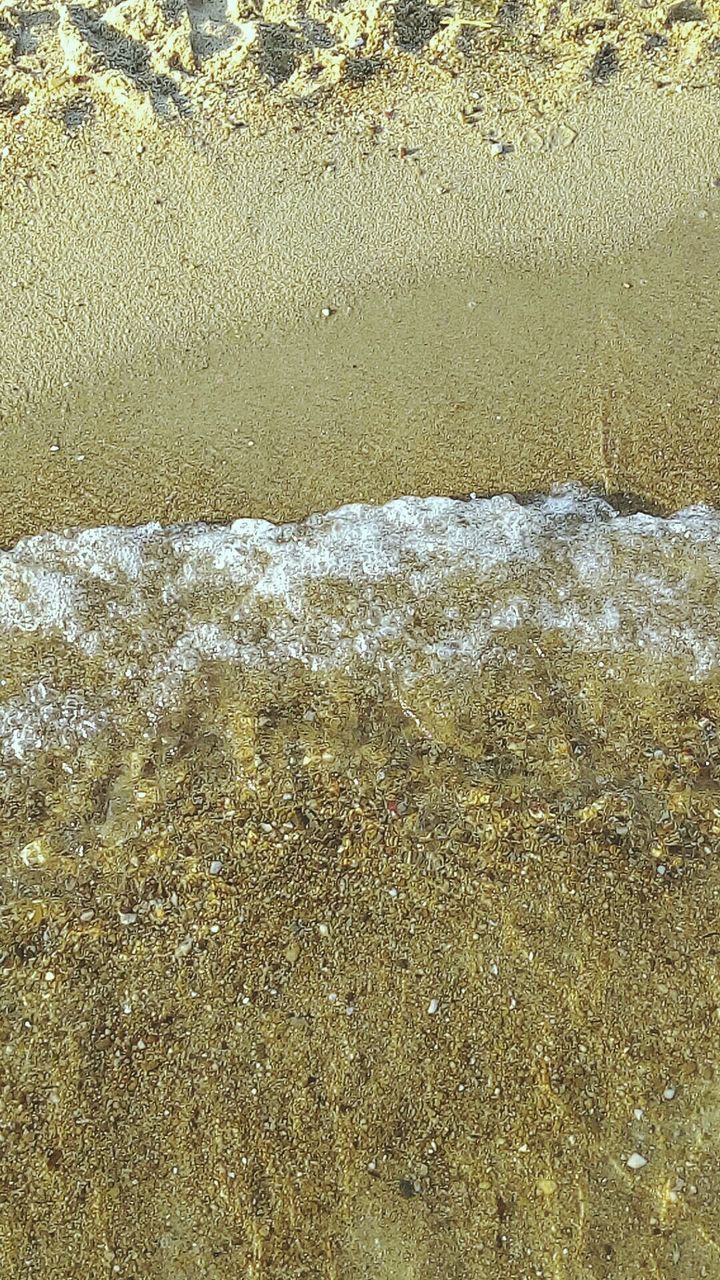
[175,938,193,958]
[667,0,706,21]
[627,1152,648,1170]
[428,998,440,1015]
[209,860,223,875]
[119,911,137,925]
[318,923,330,937]
[663,1085,676,1101]
[20,838,50,868]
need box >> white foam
[2,485,720,762]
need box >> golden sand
[4,623,720,1276]
[2,77,720,544]
[3,1,720,1276]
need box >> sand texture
[1,0,719,145]
[2,2,720,1277]
[3,490,720,1278]
[1,77,720,542]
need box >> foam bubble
[2,484,720,761]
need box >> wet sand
[1,81,720,542]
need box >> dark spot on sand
[345,55,384,85]
[300,18,334,48]
[667,0,706,21]
[497,0,523,25]
[258,21,309,85]
[591,41,619,83]
[394,0,443,51]
[0,92,28,117]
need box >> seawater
[3,484,720,1279]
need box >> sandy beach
[4,3,720,1278]
[2,49,720,539]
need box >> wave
[1,483,720,768]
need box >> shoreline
[4,35,720,1277]
[4,484,720,1278]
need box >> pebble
[627,1152,648,1170]
[20,838,49,868]
[428,998,440,1015]
[663,1085,676,1101]
[209,860,223,875]
[537,1177,557,1197]
[119,911,137,925]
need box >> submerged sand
[3,490,720,1278]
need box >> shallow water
[3,485,720,1277]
